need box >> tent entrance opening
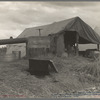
[64,31,77,55]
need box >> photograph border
[0,0,100,100]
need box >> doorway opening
[64,31,77,55]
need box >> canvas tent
[6,16,100,57]
[94,27,100,36]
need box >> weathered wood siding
[27,36,50,58]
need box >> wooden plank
[49,60,58,73]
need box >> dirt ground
[0,55,100,98]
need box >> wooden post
[97,44,99,51]
[26,42,28,59]
[76,33,79,56]
[19,51,21,59]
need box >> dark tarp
[56,17,100,44]
[48,17,100,55]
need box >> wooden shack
[27,36,50,58]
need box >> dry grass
[0,54,100,98]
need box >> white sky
[0,1,100,39]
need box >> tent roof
[18,17,74,37]
[94,27,100,35]
[18,16,100,44]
